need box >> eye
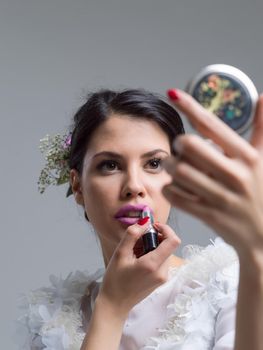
[146,158,162,170]
[97,160,120,173]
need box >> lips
[114,204,152,225]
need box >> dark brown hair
[67,88,185,197]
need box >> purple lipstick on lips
[114,204,159,254]
[114,204,151,225]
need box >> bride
[19,88,263,350]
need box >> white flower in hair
[38,133,72,195]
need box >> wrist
[94,293,129,323]
[238,247,263,286]
[81,293,128,350]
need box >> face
[70,114,172,263]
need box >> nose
[121,168,146,199]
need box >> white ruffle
[142,237,239,349]
[16,238,239,350]
[16,269,104,349]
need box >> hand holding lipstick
[97,220,180,317]
[81,220,180,350]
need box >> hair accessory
[38,132,72,195]
[186,64,258,134]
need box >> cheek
[162,172,173,186]
[151,173,172,193]
[83,177,118,212]
[150,174,172,220]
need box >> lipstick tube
[141,207,159,254]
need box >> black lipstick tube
[141,207,159,254]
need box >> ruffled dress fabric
[16,237,239,350]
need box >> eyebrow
[92,149,169,160]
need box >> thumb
[250,94,263,153]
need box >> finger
[165,159,236,208]
[167,89,257,163]
[157,232,165,243]
[250,94,263,153]
[139,223,181,267]
[162,172,200,202]
[162,184,238,245]
[117,221,150,259]
[163,136,244,193]
[162,184,214,221]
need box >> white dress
[16,237,239,350]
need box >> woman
[19,89,263,349]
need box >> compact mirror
[186,64,258,134]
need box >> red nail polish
[167,89,180,101]
[138,216,150,225]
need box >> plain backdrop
[1,0,263,348]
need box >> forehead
[86,114,170,153]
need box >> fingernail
[167,89,180,101]
[138,216,150,225]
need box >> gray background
[1,0,262,348]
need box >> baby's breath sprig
[37,133,72,194]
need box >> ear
[70,169,84,206]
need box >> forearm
[234,251,263,350]
[80,295,128,350]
